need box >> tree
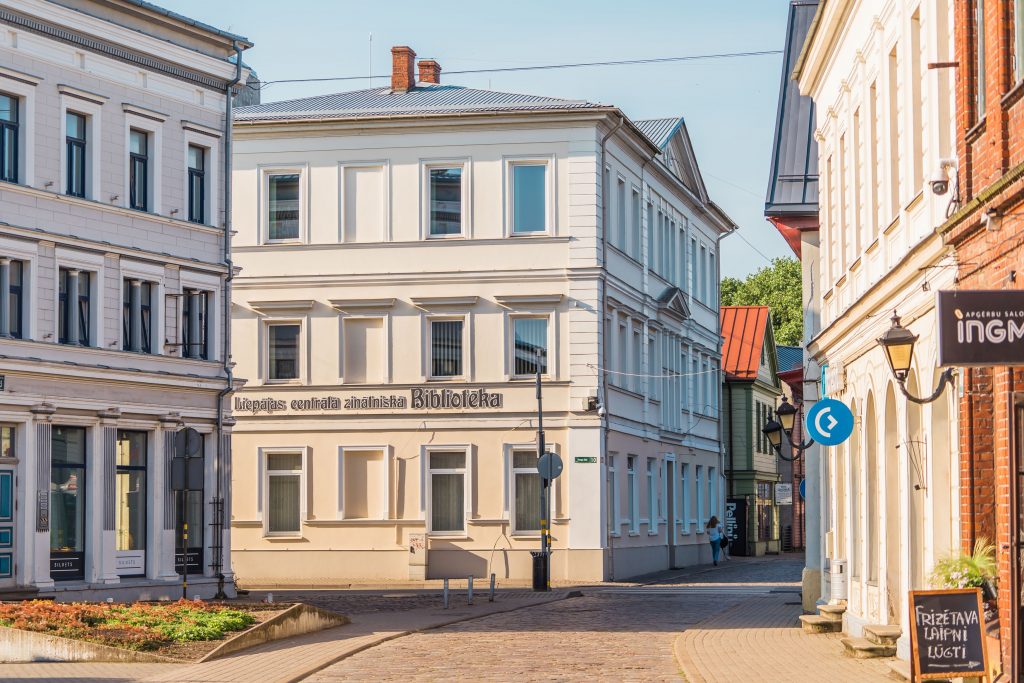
[720,257,803,346]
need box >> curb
[288,591,576,683]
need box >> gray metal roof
[776,345,804,373]
[764,1,819,216]
[120,0,251,45]
[235,83,610,122]
[634,117,684,150]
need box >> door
[115,431,147,577]
[665,459,678,567]
[0,426,17,589]
[1014,397,1023,681]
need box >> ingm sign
[937,290,1024,366]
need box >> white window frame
[0,234,39,340]
[339,314,390,384]
[0,70,38,187]
[424,314,469,381]
[626,454,639,534]
[421,158,470,240]
[615,175,627,251]
[504,155,555,237]
[646,457,658,535]
[630,186,642,259]
[118,259,165,355]
[507,313,553,380]
[708,465,718,521]
[339,160,390,243]
[53,246,105,348]
[337,445,391,520]
[679,462,691,535]
[421,444,472,536]
[59,91,104,202]
[607,453,620,538]
[178,269,221,362]
[123,110,164,215]
[181,126,220,227]
[695,464,705,533]
[504,444,544,536]
[259,164,309,245]
[258,446,309,537]
[263,317,306,384]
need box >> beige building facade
[229,48,734,584]
[0,0,249,600]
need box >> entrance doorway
[665,459,677,567]
[0,425,16,589]
[1014,395,1023,679]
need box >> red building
[941,0,1024,677]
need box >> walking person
[707,516,725,566]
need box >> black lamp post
[877,313,955,404]
[762,396,814,461]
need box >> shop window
[428,450,466,533]
[51,426,86,581]
[115,430,147,577]
[174,440,204,575]
[757,481,775,542]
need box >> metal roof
[119,0,251,45]
[764,0,819,216]
[776,345,804,373]
[235,83,610,122]
[721,306,771,381]
[634,117,684,150]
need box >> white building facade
[229,47,734,584]
[795,0,960,657]
[0,0,249,600]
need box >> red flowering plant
[0,599,256,651]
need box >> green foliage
[930,538,998,589]
[721,257,803,347]
[0,599,257,651]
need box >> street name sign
[805,398,854,446]
[938,289,1024,366]
[574,456,597,464]
[909,588,988,680]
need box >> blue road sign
[799,478,806,500]
[805,398,854,446]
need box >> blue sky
[159,0,794,278]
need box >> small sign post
[909,588,989,682]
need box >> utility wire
[256,49,783,90]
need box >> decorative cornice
[181,120,223,138]
[0,65,42,86]
[493,294,563,308]
[97,407,122,421]
[57,84,109,105]
[248,299,316,313]
[410,296,479,310]
[30,402,56,417]
[122,103,168,122]
[328,298,397,312]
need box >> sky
[159,0,796,279]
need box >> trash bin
[531,551,548,591]
[830,559,848,601]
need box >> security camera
[597,404,606,418]
[930,158,957,196]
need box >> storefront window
[51,426,86,581]
[757,482,775,542]
[116,430,146,576]
[174,441,204,575]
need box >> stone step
[886,659,951,683]
[864,624,902,646]
[799,614,842,634]
[817,603,846,623]
[842,637,897,659]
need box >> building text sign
[236,388,504,414]
[938,290,1024,366]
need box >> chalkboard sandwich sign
[909,588,989,681]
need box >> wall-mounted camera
[930,157,958,196]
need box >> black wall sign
[175,549,202,575]
[938,290,1024,366]
[50,553,84,581]
[725,499,748,557]
[909,588,988,680]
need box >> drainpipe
[213,43,243,599]
[726,382,734,499]
[600,112,623,580]
[714,224,735,523]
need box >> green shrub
[930,537,997,589]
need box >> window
[338,448,386,519]
[122,279,154,353]
[512,450,541,533]
[65,112,86,198]
[695,465,705,530]
[0,258,24,339]
[58,268,90,346]
[115,430,146,576]
[646,203,655,266]
[266,453,302,535]
[699,245,708,303]
[708,466,717,520]
[429,167,463,236]
[616,315,627,389]
[0,93,18,183]
[0,425,12,458]
[616,178,626,250]
[182,289,209,360]
[631,328,642,393]
[513,317,547,376]
[129,129,148,211]
[51,426,87,581]
[343,317,385,384]
[430,319,463,378]
[187,145,205,224]
[689,238,697,296]
[646,458,657,533]
[888,47,900,217]
[870,82,882,241]
[429,451,466,533]
[268,323,300,381]
[974,0,986,120]
[631,189,641,258]
[268,173,300,240]
[627,455,638,533]
[1015,0,1024,83]
[757,481,775,542]
[511,163,546,234]
[343,165,384,243]
[910,11,923,194]
[174,439,204,575]
[607,454,619,534]
[680,463,690,534]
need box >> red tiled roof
[720,306,770,380]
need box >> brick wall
[948,0,1024,674]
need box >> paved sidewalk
[0,590,569,683]
[674,592,895,683]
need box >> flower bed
[0,599,270,655]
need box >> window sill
[1001,80,1024,109]
[426,234,466,240]
[610,532,621,538]
[263,534,305,541]
[427,534,470,540]
[647,531,659,537]
[511,533,542,539]
[627,531,640,537]
[509,231,551,238]
[965,116,986,145]
[264,379,303,386]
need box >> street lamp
[877,312,956,404]
[762,397,814,461]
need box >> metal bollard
[443,578,449,609]
[467,575,474,605]
[489,573,496,602]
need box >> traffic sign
[805,398,854,446]
[537,452,563,482]
[799,478,806,500]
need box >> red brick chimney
[391,46,416,93]
[418,59,441,84]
